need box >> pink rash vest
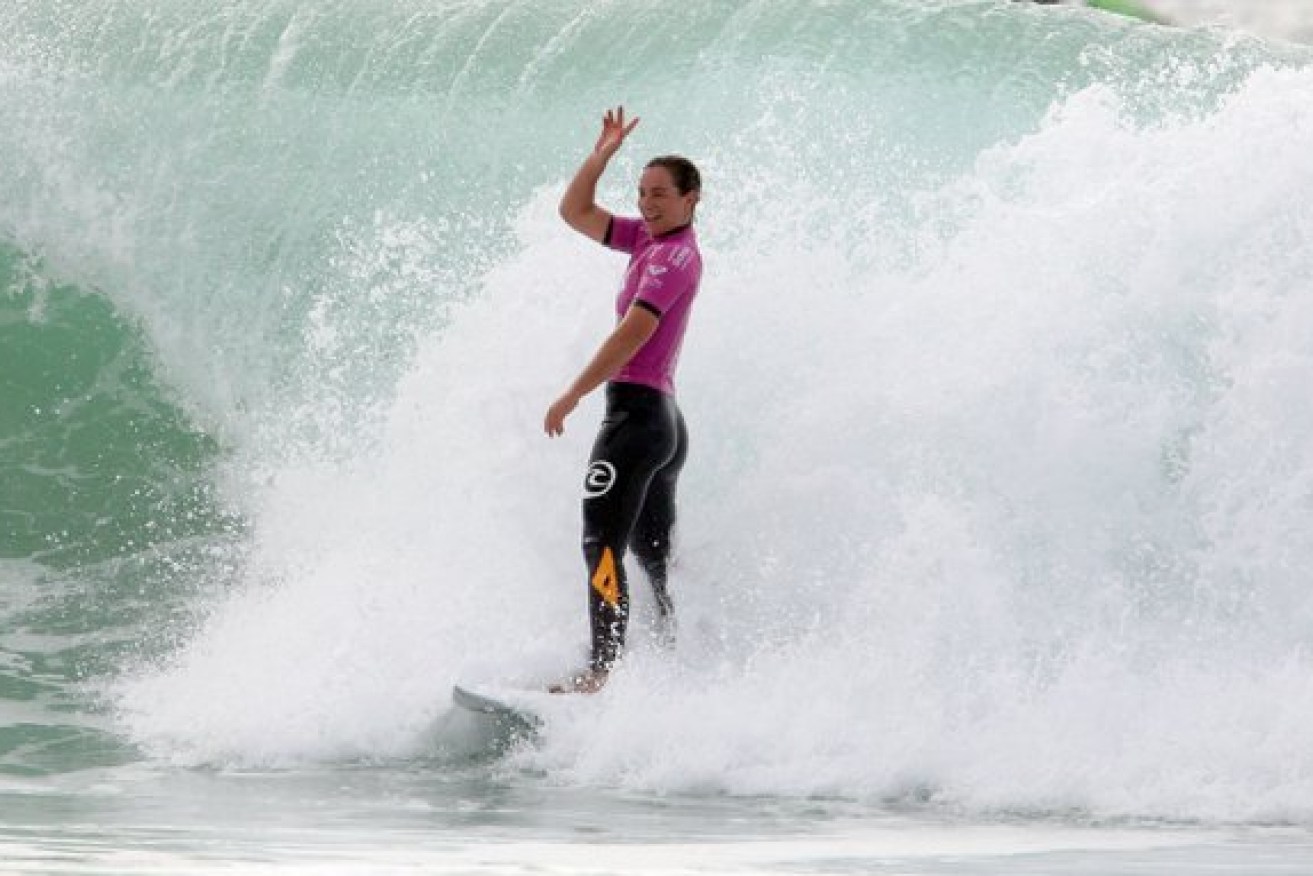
[604,215,702,395]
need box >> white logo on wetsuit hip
[584,461,617,498]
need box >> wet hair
[645,155,702,195]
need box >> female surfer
[545,107,703,694]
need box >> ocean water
[4,0,1313,872]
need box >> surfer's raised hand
[560,107,638,242]
[594,106,639,159]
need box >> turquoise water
[4,0,1313,870]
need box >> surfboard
[451,684,544,728]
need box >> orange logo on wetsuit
[591,547,620,606]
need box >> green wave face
[0,243,240,775]
[0,245,229,568]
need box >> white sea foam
[1154,0,1313,43]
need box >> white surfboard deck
[451,683,550,726]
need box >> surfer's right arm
[559,106,640,243]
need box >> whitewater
[4,0,1313,872]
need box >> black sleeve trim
[603,216,614,247]
[634,299,663,318]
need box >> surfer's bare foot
[548,669,609,694]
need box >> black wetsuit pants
[582,381,688,672]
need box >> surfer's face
[637,166,698,236]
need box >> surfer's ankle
[653,614,677,649]
[548,668,609,694]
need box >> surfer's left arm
[544,306,659,437]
